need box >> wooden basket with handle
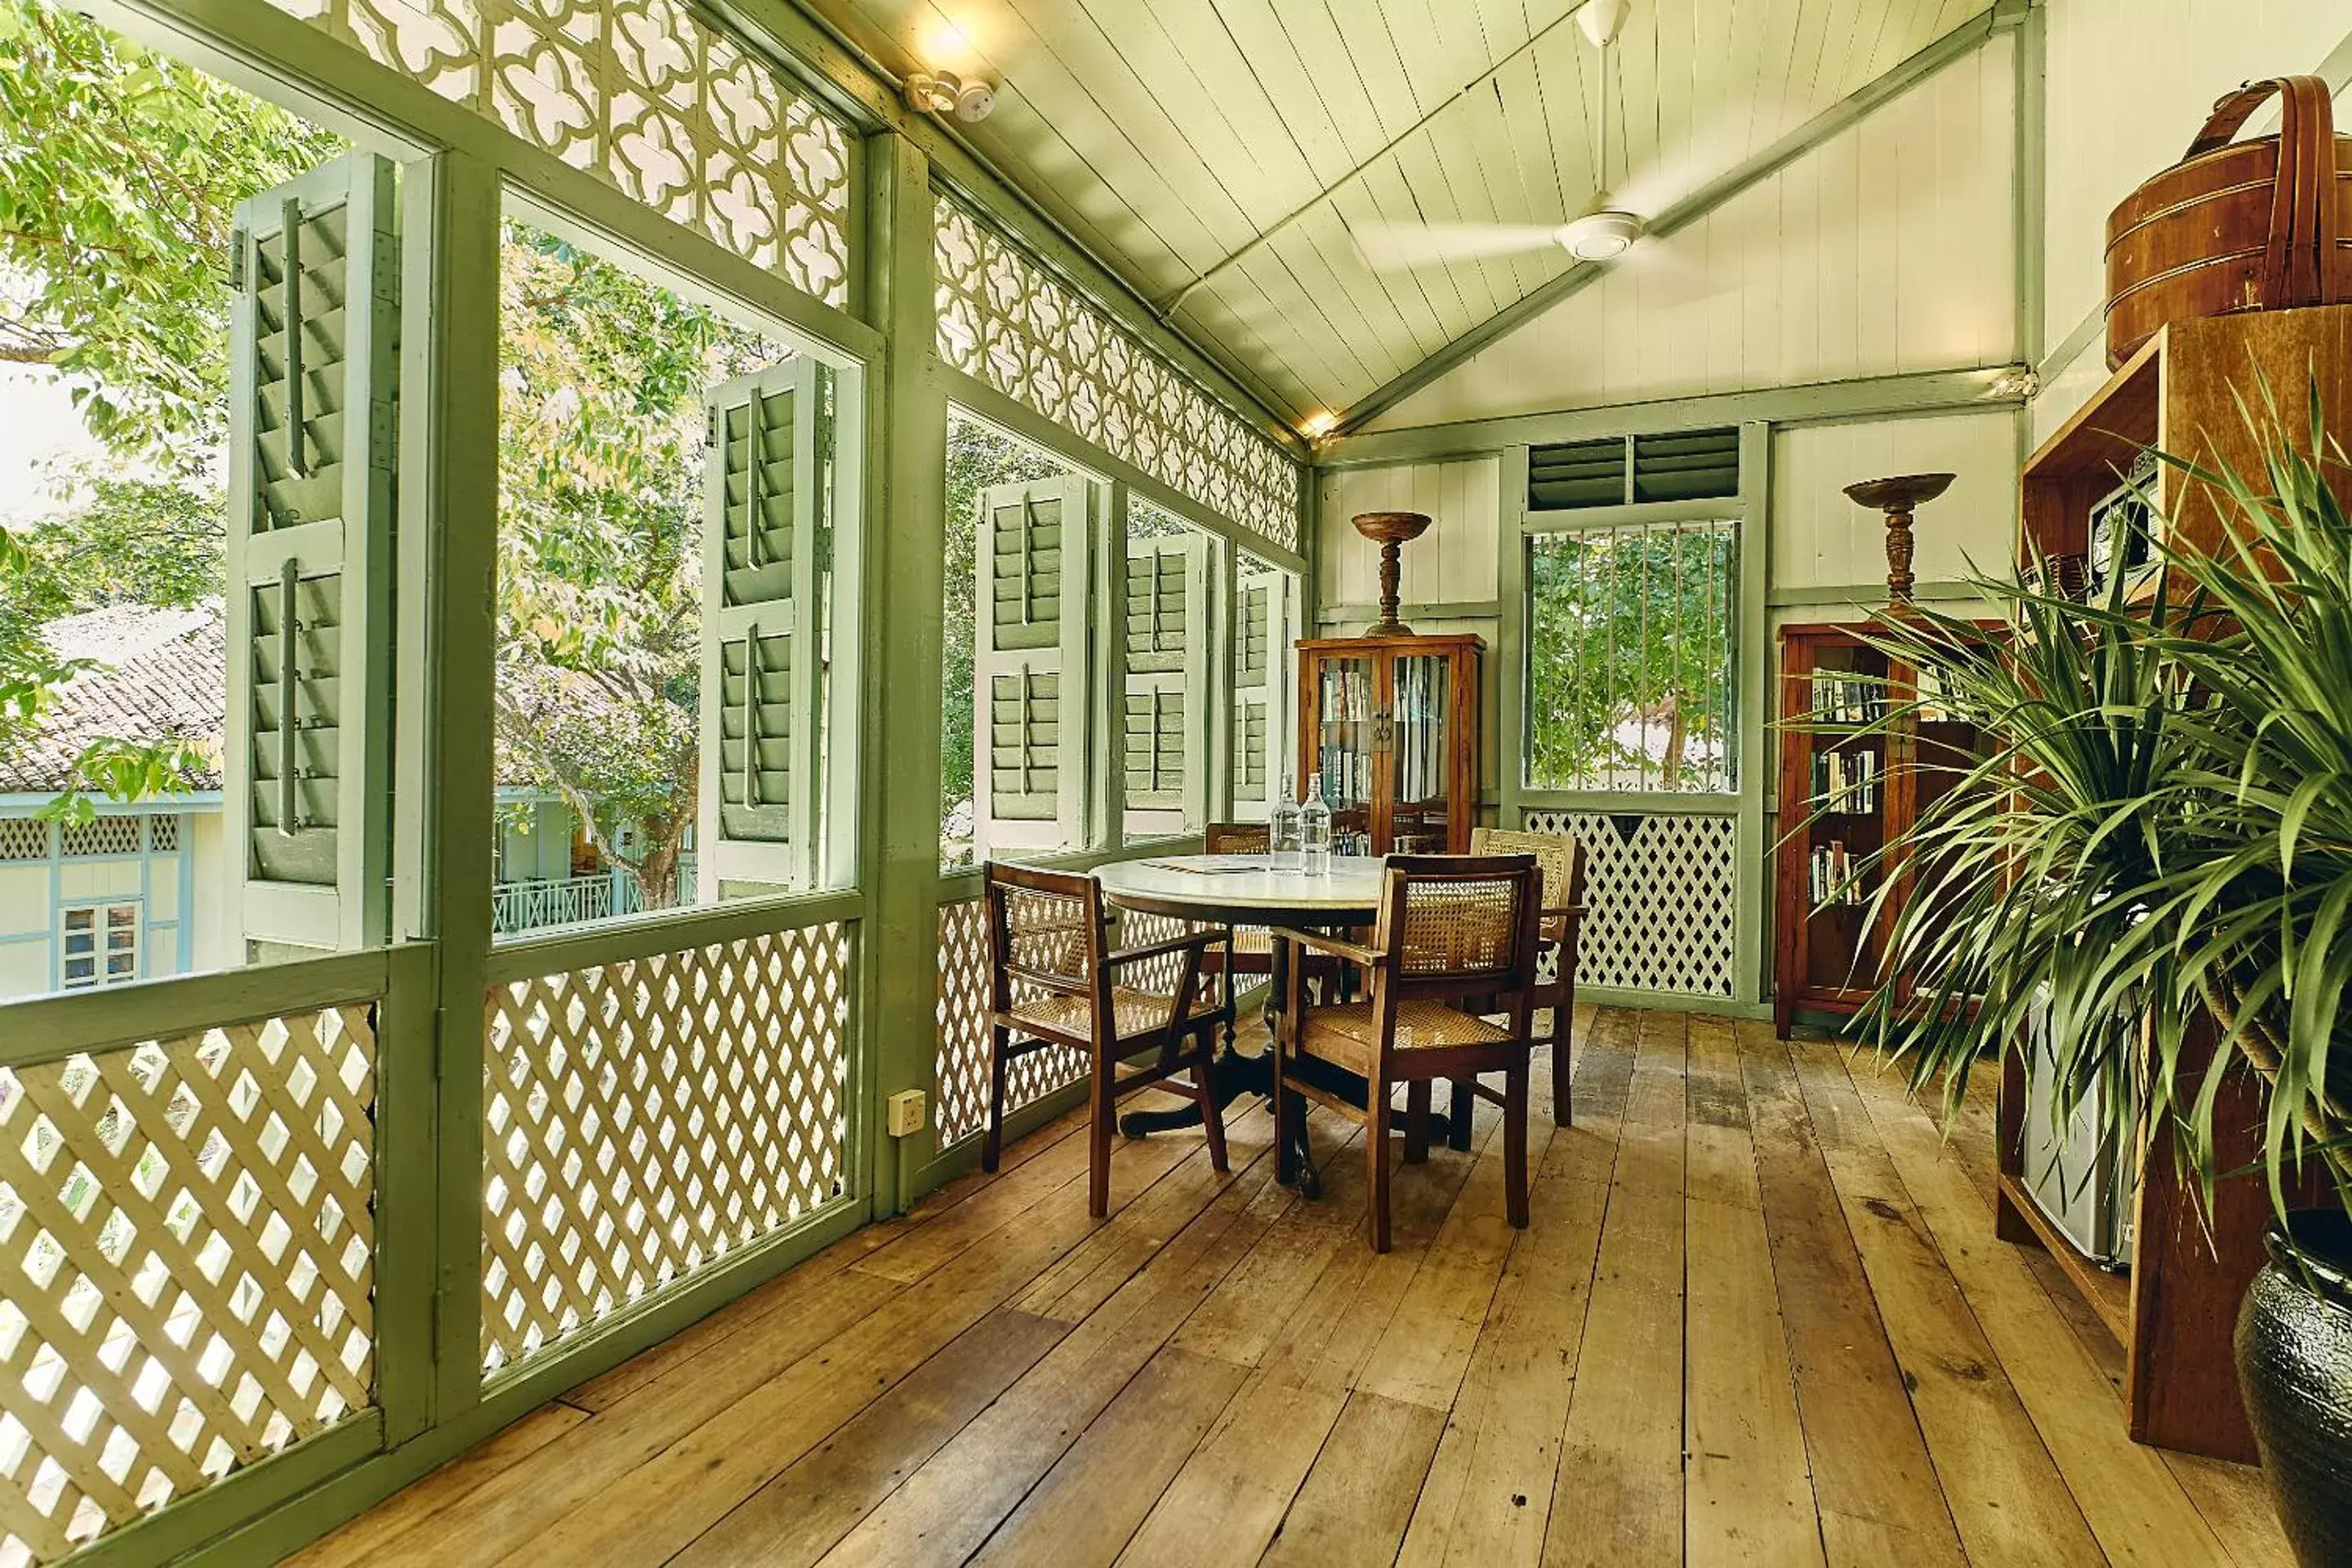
[2105,76,2352,368]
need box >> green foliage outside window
[1525,521,1736,794]
[939,413,1069,869]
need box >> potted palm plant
[1821,390,2352,1564]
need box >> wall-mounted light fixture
[905,69,997,122]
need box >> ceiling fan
[1351,0,1762,278]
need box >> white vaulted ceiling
[813,0,2006,429]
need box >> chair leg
[1504,1064,1530,1230]
[1195,1037,1229,1174]
[1402,1080,1431,1164]
[1550,990,1573,1128]
[982,1024,1009,1173]
[1366,1078,1393,1254]
[1448,1078,1474,1152]
[1088,1047,1116,1220]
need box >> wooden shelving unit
[2000,303,2352,1463]
[1772,622,1992,1040]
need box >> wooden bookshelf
[1999,303,2352,1463]
[1772,622,1992,1040]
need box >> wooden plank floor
[296,1008,2295,1568]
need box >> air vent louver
[1528,427,1740,511]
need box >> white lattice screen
[933,897,1081,1148]
[481,924,851,1375]
[933,196,1301,555]
[933,895,1211,1150]
[265,0,853,306]
[0,1009,377,1568]
[1524,811,1739,997]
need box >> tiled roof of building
[1,602,226,793]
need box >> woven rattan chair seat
[1298,999,1510,1075]
[1009,986,1180,1045]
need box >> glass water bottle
[1300,773,1333,875]
[1269,776,1303,869]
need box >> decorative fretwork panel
[480,924,851,1375]
[0,1009,377,1567]
[267,0,853,306]
[933,196,1301,553]
[57,818,141,859]
[0,819,47,861]
[1523,811,1738,997]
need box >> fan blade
[1612,91,1804,220]
[1350,221,1561,270]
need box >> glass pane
[1230,554,1296,824]
[1526,519,1737,793]
[492,207,859,934]
[0,4,393,997]
[1122,499,1213,844]
[1389,653,1452,854]
[1313,656,1374,857]
[940,412,1087,871]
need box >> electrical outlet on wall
[887,1089,928,1138]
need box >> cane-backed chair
[1271,854,1543,1252]
[1470,827,1588,1126]
[983,862,1230,1217]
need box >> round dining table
[1094,853,1410,1196]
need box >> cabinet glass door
[1312,653,1376,856]
[1388,652,1453,854]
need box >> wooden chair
[1196,822,1343,1045]
[982,862,1230,1217]
[1471,827,1588,1126]
[1271,854,1543,1252]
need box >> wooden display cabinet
[1772,621,1992,1040]
[1998,304,2352,1463]
[1295,634,1481,856]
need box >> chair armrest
[1267,927,1386,968]
[1103,929,1225,970]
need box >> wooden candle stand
[1842,472,1954,604]
[1352,510,1431,637]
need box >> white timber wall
[1771,410,2020,595]
[2034,0,2350,441]
[1365,33,2017,433]
[1317,457,1502,612]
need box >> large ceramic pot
[2235,1209,2352,1567]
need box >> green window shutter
[973,478,1094,855]
[1230,563,1298,814]
[697,357,830,897]
[222,152,400,956]
[1120,534,1209,819]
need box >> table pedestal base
[1117,1045,1458,1200]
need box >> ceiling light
[1300,411,1337,439]
[951,78,997,122]
[1558,207,1644,261]
[904,70,960,116]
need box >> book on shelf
[1809,747,1878,814]
[1914,662,1949,724]
[1809,670,1883,725]
[1808,840,1865,908]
